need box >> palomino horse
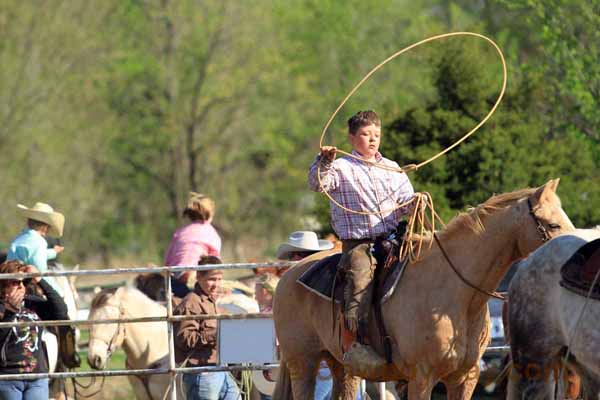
[507,228,600,399]
[87,286,176,400]
[273,179,575,400]
[88,284,259,399]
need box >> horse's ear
[532,178,560,206]
[69,265,79,287]
[550,177,560,192]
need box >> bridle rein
[99,305,126,361]
[72,304,125,399]
[92,302,156,400]
[433,196,554,301]
[527,198,552,242]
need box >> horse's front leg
[287,355,319,400]
[407,367,436,400]
[444,364,479,400]
[325,356,360,400]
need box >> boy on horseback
[308,110,417,374]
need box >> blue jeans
[171,277,191,298]
[0,379,49,400]
[183,372,241,400]
[314,366,363,400]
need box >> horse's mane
[90,287,118,310]
[90,286,166,313]
[123,285,165,304]
[442,187,538,236]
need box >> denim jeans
[171,277,191,298]
[314,366,363,400]
[183,371,241,400]
[0,379,49,400]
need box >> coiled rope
[316,32,507,262]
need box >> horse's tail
[273,359,292,400]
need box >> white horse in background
[87,286,175,400]
[87,283,261,399]
[45,264,80,372]
[507,229,600,399]
[44,264,81,400]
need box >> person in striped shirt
[308,110,416,373]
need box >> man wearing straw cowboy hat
[7,202,65,296]
[276,231,334,261]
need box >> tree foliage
[382,41,599,226]
[0,0,598,265]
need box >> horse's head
[87,287,126,370]
[513,178,575,257]
[134,273,166,302]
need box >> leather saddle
[297,228,409,305]
[560,238,600,300]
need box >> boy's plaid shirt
[308,151,414,240]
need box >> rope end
[401,164,418,172]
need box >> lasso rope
[316,32,507,263]
[317,31,507,217]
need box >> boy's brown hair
[27,219,50,231]
[197,255,222,277]
[347,110,381,135]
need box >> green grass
[70,329,134,399]
[78,328,128,370]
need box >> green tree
[382,41,599,227]
[500,0,600,144]
[0,1,119,263]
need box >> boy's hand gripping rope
[316,32,507,262]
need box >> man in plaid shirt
[308,110,415,373]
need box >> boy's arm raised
[308,146,339,192]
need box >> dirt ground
[62,375,501,400]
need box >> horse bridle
[433,196,555,301]
[93,304,126,361]
[71,305,125,399]
[527,198,551,242]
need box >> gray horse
[507,229,600,399]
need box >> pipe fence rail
[0,261,295,281]
[0,261,296,399]
[0,363,281,381]
[0,261,511,399]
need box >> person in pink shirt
[165,192,222,298]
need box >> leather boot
[343,284,387,376]
[342,342,387,378]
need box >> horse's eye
[548,223,561,230]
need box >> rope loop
[317,31,507,217]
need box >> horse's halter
[92,304,126,360]
[433,196,555,301]
[527,198,552,242]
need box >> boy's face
[197,270,223,299]
[349,123,381,160]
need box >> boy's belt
[341,238,374,252]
